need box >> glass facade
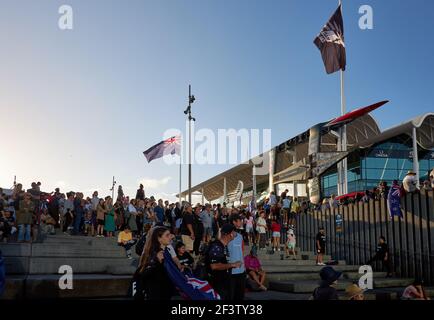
[321,135,434,197]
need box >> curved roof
[357,113,434,150]
[179,114,382,201]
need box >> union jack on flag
[186,276,221,300]
[143,135,181,163]
[163,250,221,300]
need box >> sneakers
[127,254,132,260]
[259,285,267,291]
[316,262,326,266]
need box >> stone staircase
[1,233,139,299]
[1,235,432,300]
[245,246,433,300]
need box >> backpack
[135,233,146,256]
[193,241,216,280]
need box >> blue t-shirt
[154,206,165,223]
[227,232,245,275]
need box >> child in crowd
[40,210,56,236]
[244,212,255,246]
[84,209,94,236]
[285,227,297,260]
[175,242,194,272]
[117,226,137,259]
[256,211,267,250]
[0,210,16,242]
[271,217,281,252]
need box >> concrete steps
[260,260,346,266]
[269,278,414,293]
[0,235,139,275]
[263,265,360,273]
[2,274,132,299]
[266,272,387,282]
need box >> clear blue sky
[0,0,433,201]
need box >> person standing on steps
[227,214,246,300]
[96,198,106,237]
[316,227,326,266]
[136,184,145,201]
[206,223,241,300]
[180,203,195,255]
[366,236,393,277]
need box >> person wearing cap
[345,284,364,300]
[402,279,430,300]
[206,223,241,300]
[311,266,342,300]
[227,214,246,300]
[315,227,326,266]
[403,170,418,193]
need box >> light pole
[110,176,116,200]
[184,85,196,204]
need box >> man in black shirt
[207,223,241,300]
[367,236,392,277]
[316,227,326,266]
[180,204,195,254]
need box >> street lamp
[184,85,196,204]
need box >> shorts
[287,242,295,250]
[289,212,296,220]
[245,225,253,233]
[181,235,194,252]
[97,219,104,225]
[272,231,280,238]
[203,227,213,237]
[317,247,325,254]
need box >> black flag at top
[314,5,346,74]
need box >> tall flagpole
[179,155,182,203]
[338,0,348,195]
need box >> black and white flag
[314,5,346,74]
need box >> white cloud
[137,177,172,190]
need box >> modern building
[179,113,434,205]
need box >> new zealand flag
[143,136,181,163]
[387,184,402,218]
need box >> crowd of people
[1,172,433,300]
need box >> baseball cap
[220,223,236,235]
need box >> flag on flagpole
[143,135,181,163]
[314,4,346,74]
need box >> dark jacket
[16,200,34,225]
[312,281,339,300]
[131,250,174,300]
